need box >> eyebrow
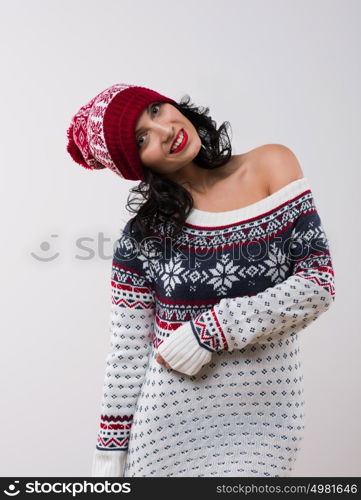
[135,104,151,137]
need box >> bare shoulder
[248,144,305,195]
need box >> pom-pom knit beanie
[66,83,178,181]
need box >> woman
[67,83,336,477]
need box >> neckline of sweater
[184,176,310,228]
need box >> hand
[156,352,172,370]
[156,322,213,376]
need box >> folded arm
[158,197,336,376]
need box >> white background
[0,0,359,476]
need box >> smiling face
[134,102,202,177]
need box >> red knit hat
[66,83,178,181]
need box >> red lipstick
[170,129,188,154]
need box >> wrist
[157,321,212,376]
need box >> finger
[156,352,171,369]
[156,354,166,367]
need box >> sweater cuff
[157,321,212,376]
[91,449,128,477]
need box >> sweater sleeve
[92,218,155,477]
[157,195,336,376]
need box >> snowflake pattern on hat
[67,83,136,176]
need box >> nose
[156,122,172,136]
[154,122,174,147]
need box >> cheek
[139,149,161,168]
[145,145,167,163]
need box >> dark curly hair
[126,94,233,240]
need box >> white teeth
[171,130,184,152]
[171,133,183,152]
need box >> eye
[151,103,161,114]
[136,103,161,148]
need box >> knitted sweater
[91,177,335,477]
